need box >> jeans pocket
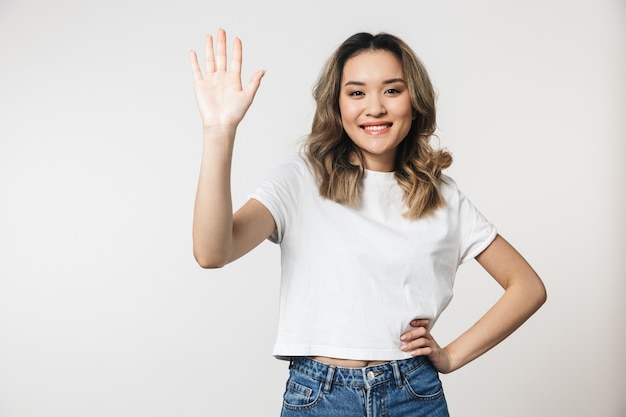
[282,369,323,410]
[402,360,444,401]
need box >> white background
[0,0,624,416]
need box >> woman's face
[338,49,414,172]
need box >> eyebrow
[343,78,407,87]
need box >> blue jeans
[281,356,449,417]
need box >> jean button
[367,371,375,380]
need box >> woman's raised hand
[190,28,265,129]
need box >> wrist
[440,343,477,374]
[202,124,238,149]
[202,124,238,137]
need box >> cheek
[390,100,414,120]
[339,99,359,121]
[392,103,414,136]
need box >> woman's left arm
[400,234,547,373]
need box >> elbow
[193,249,228,269]
[196,258,225,269]
[509,272,547,313]
[538,283,548,308]
[530,275,548,311]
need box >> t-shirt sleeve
[446,177,498,264]
[247,152,306,244]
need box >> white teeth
[363,125,390,131]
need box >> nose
[365,95,386,117]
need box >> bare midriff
[312,356,388,368]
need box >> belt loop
[391,360,403,388]
[323,365,336,393]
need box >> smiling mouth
[362,124,392,131]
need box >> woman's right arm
[190,29,274,268]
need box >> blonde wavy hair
[304,32,453,219]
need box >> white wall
[0,0,623,416]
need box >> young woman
[190,28,546,417]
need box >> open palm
[190,28,265,129]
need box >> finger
[410,318,431,329]
[400,325,428,341]
[204,34,216,72]
[400,337,427,352]
[400,328,437,352]
[190,50,203,81]
[215,28,227,71]
[230,37,242,74]
[407,346,433,357]
[244,69,266,100]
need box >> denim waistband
[289,356,431,393]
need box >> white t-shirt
[249,152,497,361]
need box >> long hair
[304,32,453,218]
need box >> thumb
[244,69,266,99]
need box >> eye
[384,88,401,95]
[348,90,364,97]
